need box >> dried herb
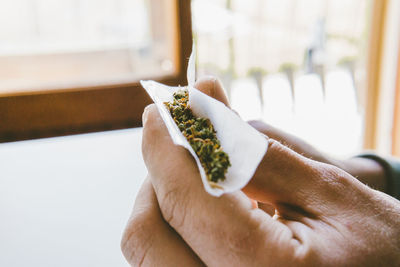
[165,89,231,187]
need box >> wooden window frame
[392,43,400,156]
[0,0,192,143]
[364,0,400,153]
[364,0,388,150]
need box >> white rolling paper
[140,46,268,197]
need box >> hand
[121,77,400,266]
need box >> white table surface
[0,128,147,267]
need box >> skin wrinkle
[136,242,152,267]
[121,210,148,251]
[324,221,372,266]
[332,178,380,220]
[256,205,308,266]
[122,218,154,266]
[301,165,371,218]
[310,169,350,204]
[158,180,191,232]
[264,223,300,266]
[277,219,308,249]
[318,165,351,191]
[275,203,319,222]
[146,144,199,234]
[317,198,398,266]
[274,203,340,255]
[121,180,161,266]
[337,222,384,266]
[360,197,400,251]
[151,184,208,267]
[316,216,349,247]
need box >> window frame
[363,0,388,150]
[364,0,400,153]
[0,0,192,143]
[392,44,400,156]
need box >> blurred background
[1,0,399,266]
[193,0,370,157]
[0,0,176,91]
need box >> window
[0,0,192,142]
[192,0,398,157]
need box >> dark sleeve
[357,153,400,200]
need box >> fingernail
[142,105,151,125]
[211,77,217,97]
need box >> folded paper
[140,45,268,197]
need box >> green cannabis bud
[164,89,231,187]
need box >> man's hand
[122,77,400,266]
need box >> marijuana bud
[165,89,231,187]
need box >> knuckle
[121,212,155,266]
[318,164,352,189]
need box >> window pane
[192,0,372,157]
[0,0,177,93]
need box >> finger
[248,121,365,216]
[142,105,297,266]
[248,120,330,164]
[194,76,230,107]
[249,121,381,216]
[121,178,204,267]
[243,136,369,217]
